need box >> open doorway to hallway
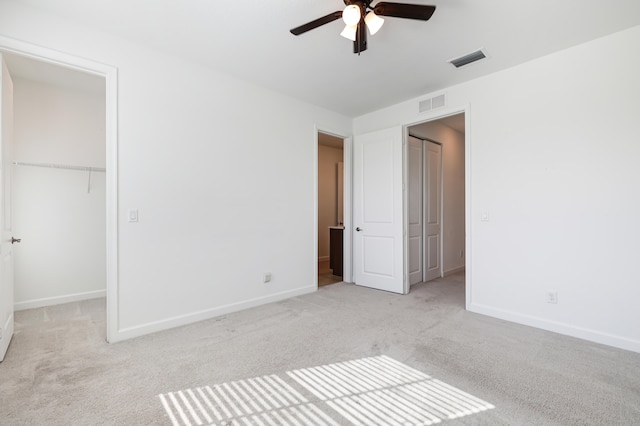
[317,132,344,287]
[406,113,466,288]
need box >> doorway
[407,113,466,285]
[0,36,118,345]
[6,53,106,315]
[317,132,344,286]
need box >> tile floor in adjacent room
[318,260,342,287]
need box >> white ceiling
[6,0,640,117]
[3,52,105,94]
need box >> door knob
[356,227,363,232]
[11,237,21,244]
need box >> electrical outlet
[263,272,272,283]
[0,327,3,340]
[460,250,464,258]
[546,291,558,304]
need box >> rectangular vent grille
[419,94,446,113]
[418,98,431,113]
[432,94,445,109]
[450,49,486,68]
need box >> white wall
[13,79,105,167]
[13,78,106,309]
[355,25,640,353]
[0,2,352,339]
[317,144,343,260]
[410,121,465,276]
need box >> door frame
[314,126,352,285]
[0,36,119,342]
[402,104,471,307]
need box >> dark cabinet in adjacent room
[329,226,343,277]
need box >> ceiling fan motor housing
[343,1,371,54]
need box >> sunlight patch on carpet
[158,374,338,426]
[288,355,495,425]
[158,355,494,425]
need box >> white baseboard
[468,302,640,354]
[15,289,106,311]
[110,285,317,343]
[318,256,330,262]
[443,266,465,277]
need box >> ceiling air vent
[449,49,486,68]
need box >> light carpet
[1,273,639,425]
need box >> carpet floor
[1,273,639,425]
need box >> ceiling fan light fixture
[342,5,361,26]
[289,3,437,55]
[340,24,358,41]
[364,11,384,35]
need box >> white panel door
[0,54,15,362]
[407,136,423,285]
[353,127,405,294]
[424,141,442,282]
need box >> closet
[9,57,106,310]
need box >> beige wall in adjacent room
[317,142,343,261]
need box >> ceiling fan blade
[372,2,436,20]
[290,11,343,36]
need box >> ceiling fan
[290,1,436,54]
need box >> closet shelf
[13,161,105,173]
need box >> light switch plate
[128,209,138,222]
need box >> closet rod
[13,161,105,173]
